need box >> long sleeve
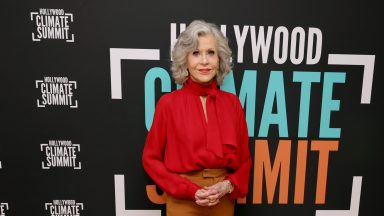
[142,94,201,200]
[226,97,252,199]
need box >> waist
[181,168,229,178]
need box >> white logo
[30,8,74,42]
[0,161,2,169]
[41,140,81,169]
[0,203,9,216]
[45,200,83,216]
[36,77,78,108]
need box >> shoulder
[218,90,237,99]
[218,90,245,113]
[156,89,183,109]
[156,92,172,108]
[218,90,241,105]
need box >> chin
[197,77,215,84]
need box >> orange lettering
[294,140,308,204]
[253,139,291,204]
[146,184,167,204]
[311,140,339,204]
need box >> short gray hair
[171,20,232,85]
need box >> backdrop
[1,0,383,215]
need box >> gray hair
[171,20,232,85]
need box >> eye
[192,51,199,56]
[207,50,216,55]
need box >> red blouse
[142,78,251,200]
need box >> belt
[181,168,229,178]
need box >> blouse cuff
[186,183,201,200]
[225,176,241,199]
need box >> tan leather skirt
[166,168,235,216]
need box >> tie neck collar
[184,78,218,97]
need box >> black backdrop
[1,0,383,215]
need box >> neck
[184,77,218,96]
[190,77,214,86]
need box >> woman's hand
[195,188,220,206]
[194,180,233,206]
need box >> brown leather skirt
[166,168,235,216]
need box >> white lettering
[274,26,289,64]
[234,25,249,63]
[0,205,5,214]
[290,27,306,65]
[250,26,273,63]
[170,24,323,65]
[307,27,322,64]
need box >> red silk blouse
[142,78,251,200]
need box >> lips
[198,68,211,72]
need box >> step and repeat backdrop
[2,0,383,215]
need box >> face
[186,34,220,85]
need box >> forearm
[142,155,201,199]
[226,157,252,198]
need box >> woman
[142,20,251,216]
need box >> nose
[200,53,208,64]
